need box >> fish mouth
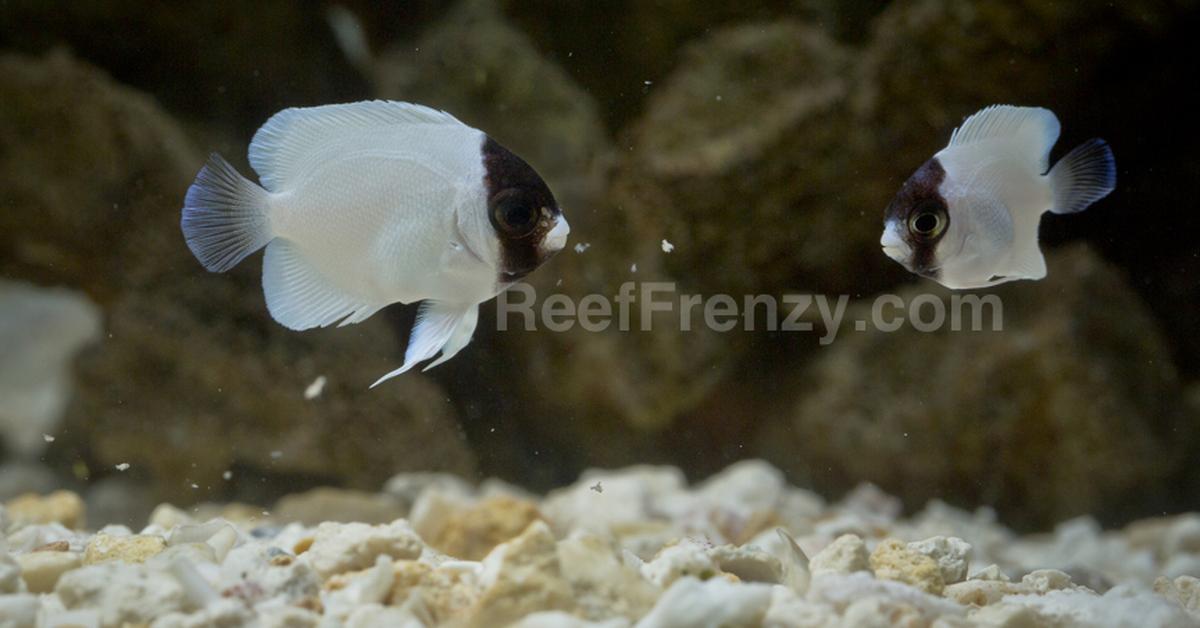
[880,222,908,258]
[881,245,906,264]
[541,215,570,254]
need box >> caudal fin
[1048,138,1116,215]
[181,153,273,272]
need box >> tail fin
[1048,138,1116,215]
[181,153,273,272]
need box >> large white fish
[181,100,569,386]
[880,105,1116,289]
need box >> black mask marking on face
[481,136,561,281]
[883,157,949,278]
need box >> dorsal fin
[946,105,1060,172]
[248,100,466,191]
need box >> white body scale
[931,108,1060,288]
[257,106,500,328]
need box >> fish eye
[908,202,947,239]
[493,191,539,237]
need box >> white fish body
[881,105,1116,289]
[181,101,569,386]
[263,107,495,316]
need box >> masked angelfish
[181,100,569,386]
[881,104,1116,289]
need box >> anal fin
[370,302,479,388]
[262,239,381,330]
[1002,233,1047,282]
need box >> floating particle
[590,481,603,494]
[304,375,327,400]
[661,239,675,253]
[42,434,55,443]
[223,470,233,481]
[115,463,130,472]
[270,450,283,460]
[574,242,591,254]
[191,483,199,489]
[630,263,638,273]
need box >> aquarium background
[1,0,1197,532]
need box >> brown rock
[498,0,882,130]
[430,495,544,560]
[0,50,198,296]
[870,538,945,595]
[304,520,425,580]
[32,541,70,553]
[274,488,404,526]
[17,551,82,593]
[757,245,1188,528]
[810,534,870,576]
[614,20,859,297]
[1154,575,1200,619]
[465,520,574,626]
[83,533,166,565]
[5,490,86,529]
[388,560,480,623]
[0,2,373,136]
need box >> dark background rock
[754,245,1191,529]
[499,0,891,132]
[612,20,872,298]
[0,1,406,137]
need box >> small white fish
[881,105,1115,289]
[181,101,570,386]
